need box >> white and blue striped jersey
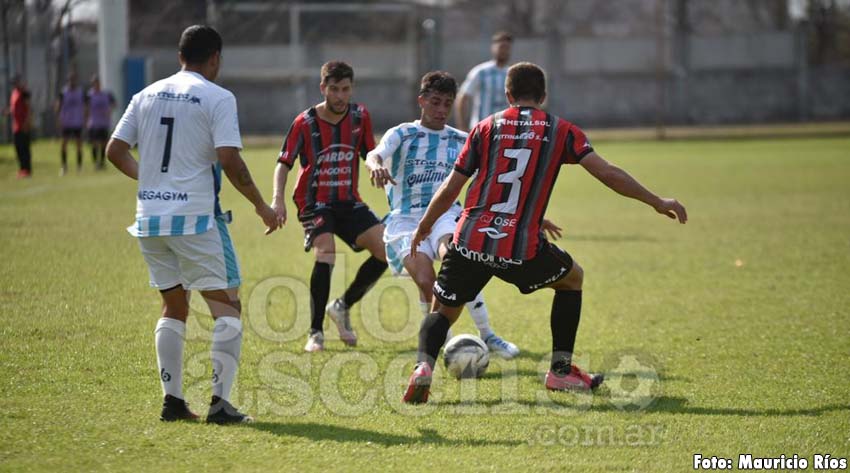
[459,60,509,129]
[372,120,467,216]
[112,70,243,237]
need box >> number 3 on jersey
[160,117,174,172]
[489,148,531,214]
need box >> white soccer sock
[155,317,186,399]
[466,293,494,339]
[211,316,243,402]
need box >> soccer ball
[443,334,490,379]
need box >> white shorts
[383,206,461,276]
[137,216,241,291]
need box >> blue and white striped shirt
[459,60,509,129]
[372,121,467,216]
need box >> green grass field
[1,135,848,472]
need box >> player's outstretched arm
[105,138,139,180]
[365,151,396,188]
[271,162,289,227]
[218,147,281,234]
[411,170,469,257]
[580,152,687,224]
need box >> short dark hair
[491,31,513,43]
[506,62,546,103]
[419,71,457,98]
[179,25,222,65]
[320,61,354,85]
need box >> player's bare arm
[411,170,469,257]
[217,146,280,234]
[105,138,139,180]
[364,151,397,188]
[271,162,289,226]
[580,152,687,224]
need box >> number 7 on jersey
[160,117,174,173]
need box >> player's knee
[566,262,584,289]
[414,274,436,296]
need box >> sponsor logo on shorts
[451,243,522,267]
[433,282,457,301]
[527,266,569,291]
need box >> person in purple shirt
[55,71,86,175]
[85,74,115,170]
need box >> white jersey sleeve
[112,93,140,146]
[210,93,243,149]
[459,65,482,98]
[372,125,403,172]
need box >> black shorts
[88,128,109,141]
[62,128,82,139]
[433,241,575,307]
[298,202,381,252]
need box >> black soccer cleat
[160,394,200,422]
[206,396,254,424]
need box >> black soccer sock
[342,256,387,307]
[417,312,451,368]
[92,146,98,164]
[550,290,582,375]
[77,150,83,167]
[61,149,67,166]
[310,262,333,335]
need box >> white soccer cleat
[326,299,357,346]
[304,331,325,352]
[484,334,520,359]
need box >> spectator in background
[85,74,116,170]
[454,31,513,132]
[10,74,33,178]
[56,71,85,175]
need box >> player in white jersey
[106,25,280,424]
[366,71,532,359]
[455,31,513,132]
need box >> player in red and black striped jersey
[402,62,687,404]
[271,61,387,352]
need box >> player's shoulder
[350,103,371,117]
[392,122,422,142]
[471,60,495,73]
[443,125,469,142]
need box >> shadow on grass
[246,422,523,447]
[435,395,849,418]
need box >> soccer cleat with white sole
[484,334,520,359]
[402,362,433,404]
[206,396,254,424]
[545,364,604,391]
[326,299,357,346]
[304,331,325,352]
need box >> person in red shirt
[10,75,32,178]
[272,61,388,352]
[403,62,688,404]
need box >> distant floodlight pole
[97,0,127,121]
